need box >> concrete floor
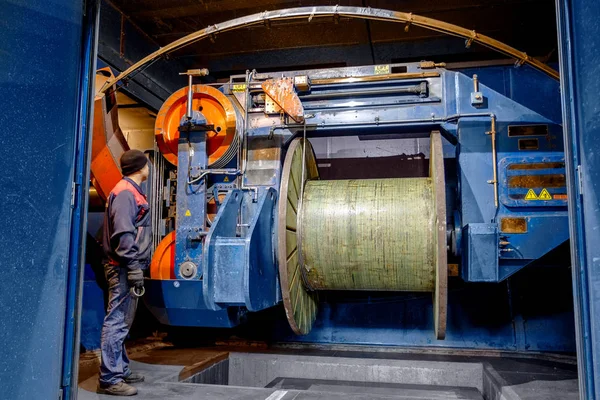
[78,344,578,400]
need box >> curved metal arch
[100,5,558,94]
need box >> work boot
[124,372,145,384]
[97,381,138,396]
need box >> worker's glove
[127,268,144,289]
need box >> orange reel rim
[155,85,237,166]
[150,231,176,280]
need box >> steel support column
[556,1,600,398]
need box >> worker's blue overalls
[99,177,151,386]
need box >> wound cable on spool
[300,178,436,292]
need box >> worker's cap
[120,149,148,176]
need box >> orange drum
[150,231,176,280]
[154,84,239,168]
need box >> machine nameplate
[374,65,390,74]
[232,84,247,92]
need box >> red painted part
[154,84,237,166]
[150,231,176,280]
[90,67,129,200]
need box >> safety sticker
[185,210,192,217]
[524,189,539,200]
[232,84,247,92]
[538,188,552,200]
[374,65,390,75]
[553,194,568,200]
[223,176,229,182]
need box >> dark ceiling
[103,0,558,82]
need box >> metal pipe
[311,71,439,85]
[241,70,250,175]
[188,168,240,185]
[487,115,499,208]
[299,84,425,100]
[186,74,193,120]
[473,74,479,92]
[99,5,558,95]
[273,112,495,136]
[239,70,260,201]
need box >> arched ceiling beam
[100,5,559,94]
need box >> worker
[98,149,151,396]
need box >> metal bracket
[471,74,484,106]
[70,182,77,209]
[577,165,584,196]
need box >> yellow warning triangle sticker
[524,189,539,200]
[185,210,192,217]
[539,188,552,200]
[223,176,229,182]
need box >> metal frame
[99,6,558,95]
[61,1,100,399]
[556,0,600,398]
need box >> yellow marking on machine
[524,189,539,200]
[539,188,552,200]
[185,210,192,217]
[223,176,229,182]
[232,84,247,92]
[374,65,390,75]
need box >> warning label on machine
[538,188,552,200]
[525,189,539,200]
[524,188,553,201]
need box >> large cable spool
[155,84,240,168]
[278,132,447,339]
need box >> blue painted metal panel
[61,3,99,398]
[556,0,600,397]
[175,117,208,279]
[0,1,95,399]
[458,65,562,123]
[463,223,499,282]
[244,188,277,312]
[498,155,567,208]
[204,190,245,310]
[264,265,575,352]
[203,188,279,312]
[143,279,244,327]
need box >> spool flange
[277,138,320,335]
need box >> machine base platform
[78,343,577,400]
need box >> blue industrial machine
[144,61,569,347]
